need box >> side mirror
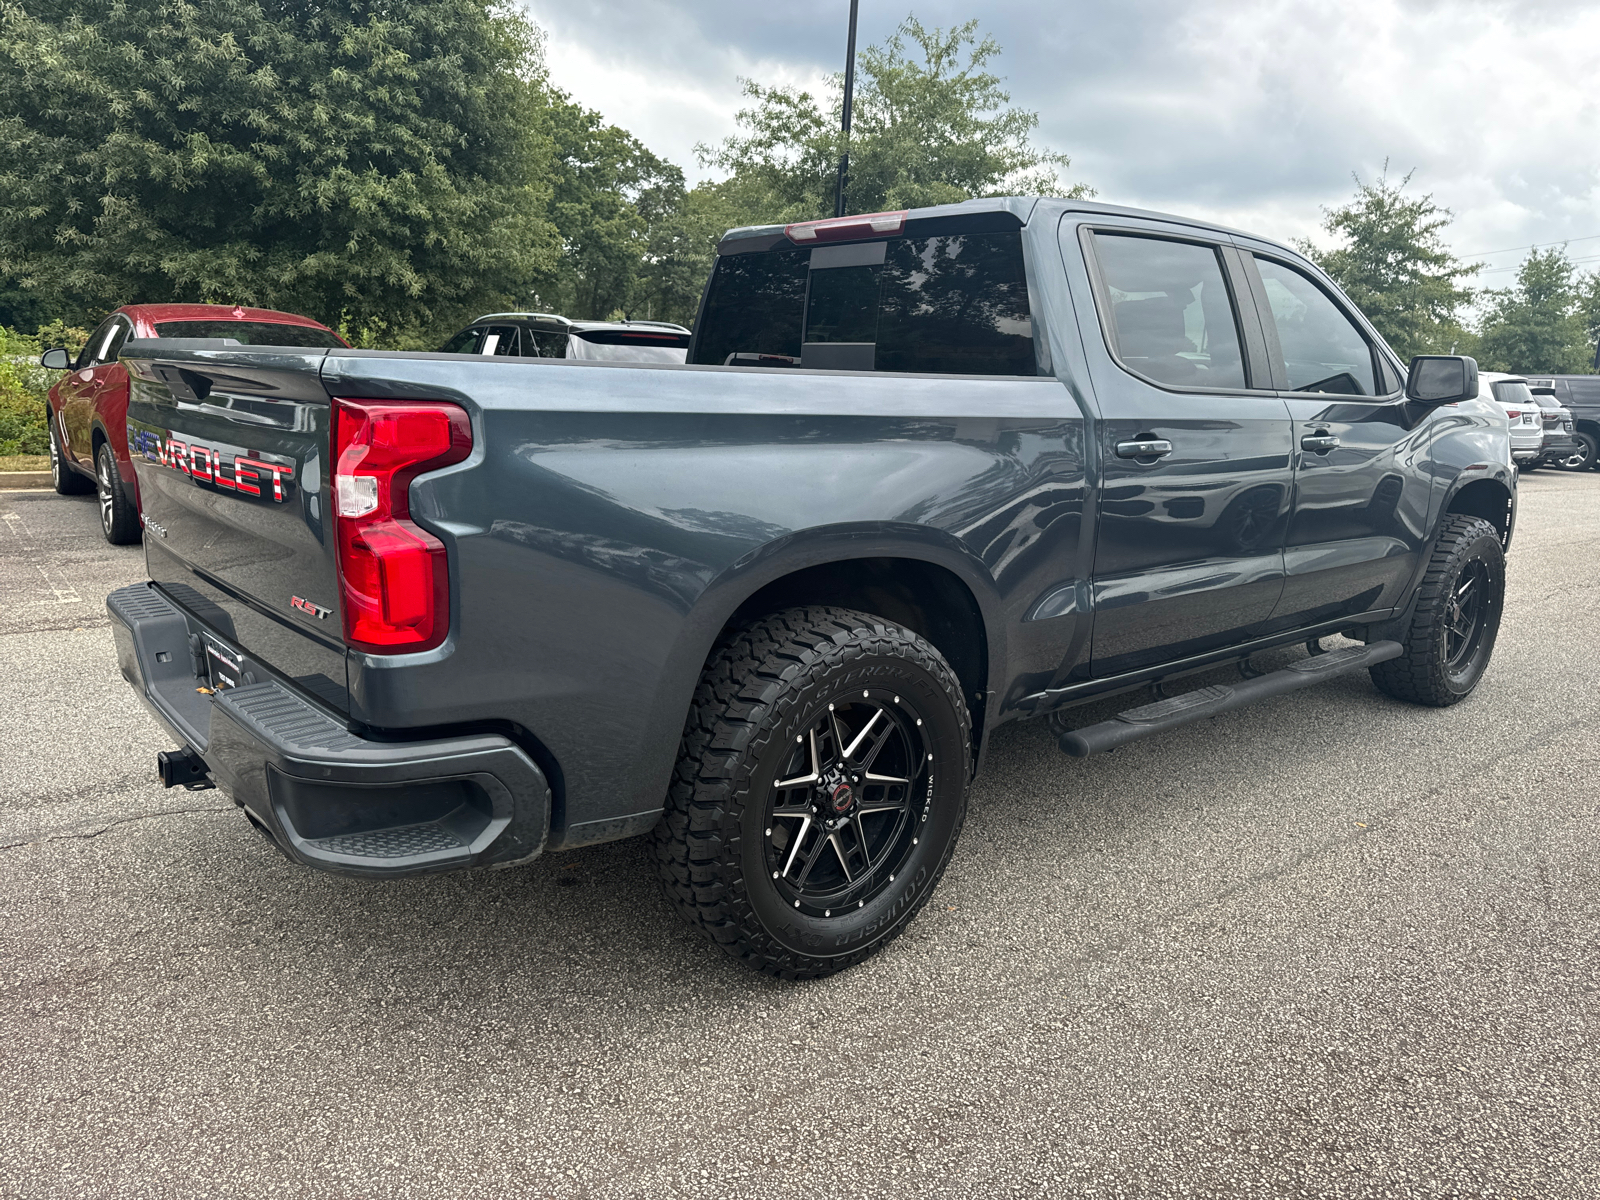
[1406,355,1479,405]
[40,347,72,370]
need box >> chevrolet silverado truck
[107,198,1514,979]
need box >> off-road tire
[50,424,93,495]
[653,606,971,980]
[1555,432,1596,472]
[95,441,141,545]
[1370,514,1504,707]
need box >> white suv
[1479,372,1544,467]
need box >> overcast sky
[523,0,1600,284]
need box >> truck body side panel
[319,352,1087,840]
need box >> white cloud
[521,0,1600,276]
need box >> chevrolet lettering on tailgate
[138,433,294,501]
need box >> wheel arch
[1442,477,1515,551]
[683,527,1003,774]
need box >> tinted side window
[692,248,810,365]
[102,318,133,364]
[1254,259,1376,396]
[441,327,482,354]
[876,233,1034,375]
[525,331,569,358]
[478,325,520,356]
[1565,378,1600,405]
[1091,234,1247,389]
[77,317,117,369]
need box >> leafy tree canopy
[1473,247,1596,374]
[699,16,1090,224]
[0,0,559,341]
[1297,168,1476,361]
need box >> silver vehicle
[1480,373,1545,467]
[440,312,690,364]
[1526,384,1585,470]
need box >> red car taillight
[332,398,472,653]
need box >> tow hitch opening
[157,747,215,791]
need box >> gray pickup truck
[108,197,1514,978]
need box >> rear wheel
[1555,432,1596,472]
[1370,514,1504,707]
[653,606,970,979]
[49,424,93,495]
[95,441,141,544]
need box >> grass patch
[0,454,50,472]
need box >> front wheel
[1370,514,1505,707]
[653,606,971,979]
[95,442,141,545]
[1555,432,1596,472]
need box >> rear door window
[524,330,569,358]
[476,325,521,356]
[1252,259,1377,396]
[692,232,1035,376]
[1089,233,1248,389]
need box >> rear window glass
[692,232,1035,376]
[1491,380,1532,407]
[154,320,345,348]
[570,331,688,364]
[694,249,810,366]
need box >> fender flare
[647,522,1006,768]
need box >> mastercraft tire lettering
[652,607,970,980]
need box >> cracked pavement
[1,474,1598,1199]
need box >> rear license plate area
[203,635,244,691]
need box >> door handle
[1301,434,1340,453]
[1115,438,1173,459]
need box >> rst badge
[289,596,332,620]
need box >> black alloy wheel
[1555,432,1596,472]
[95,442,141,545]
[1370,514,1504,706]
[654,606,970,979]
[49,424,93,495]
[1443,558,1491,680]
[765,693,926,918]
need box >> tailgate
[122,340,348,712]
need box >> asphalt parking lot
[1,471,1596,1199]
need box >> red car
[40,303,348,543]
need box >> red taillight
[332,398,472,653]
[1505,409,1521,419]
[785,210,908,244]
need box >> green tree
[1474,248,1591,373]
[536,92,688,320]
[1297,169,1476,361]
[1575,270,1600,371]
[0,0,559,342]
[699,15,1089,224]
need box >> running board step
[1057,640,1404,758]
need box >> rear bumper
[107,582,550,878]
